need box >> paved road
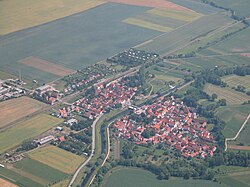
[68,114,103,187]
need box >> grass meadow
[102,167,227,187]
[0,114,63,153]
[28,145,86,174]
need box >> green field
[102,167,227,187]
[0,166,43,187]
[28,145,85,174]
[13,158,68,186]
[0,3,160,84]
[211,27,250,54]
[216,104,250,138]
[230,118,250,146]
[0,114,63,153]
[208,0,250,18]
[137,13,232,55]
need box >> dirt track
[228,145,250,151]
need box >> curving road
[68,113,103,187]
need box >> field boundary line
[225,114,250,151]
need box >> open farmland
[102,167,227,187]
[182,54,250,70]
[106,0,190,11]
[137,13,232,55]
[216,105,250,138]
[207,0,250,18]
[0,166,43,187]
[218,170,250,187]
[222,75,250,91]
[12,158,68,186]
[0,96,46,129]
[0,3,160,85]
[28,145,85,174]
[170,0,220,14]
[20,56,74,77]
[0,178,18,187]
[123,18,173,32]
[147,8,202,22]
[0,114,63,153]
[204,83,250,105]
[211,27,250,54]
[0,0,105,35]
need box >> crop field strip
[0,178,18,187]
[0,114,63,153]
[216,105,250,138]
[0,96,46,129]
[169,0,220,14]
[137,13,232,55]
[0,3,160,84]
[28,145,86,174]
[106,0,190,11]
[0,0,106,35]
[19,56,75,77]
[210,27,250,54]
[12,158,68,186]
[204,83,250,105]
[0,166,43,187]
[222,75,250,90]
[147,8,202,22]
[123,18,173,32]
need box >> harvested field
[148,8,202,22]
[204,84,250,105]
[0,114,63,153]
[28,146,85,174]
[228,145,250,151]
[240,53,250,58]
[19,57,74,77]
[0,97,46,129]
[0,178,18,187]
[0,0,105,35]
[222,75,250,90]
[106,0,190,11]
[123,18,172,32]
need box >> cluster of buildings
[0,79,26,101]
[107,48,159,66]
[63,64,116,93]
[72,79,139,119]
[33,85,63,105]
[113,96,216,158]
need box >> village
[0,79,27,101]
[56,73,144,120]
[113,96,217,158]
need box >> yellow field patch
[0,114,63,153]
[222,75,250,90]
[28,146,85,174]
[19,57,74,77]
[51,179,70,187]
[123,18,173,32]
[204,83,250,105]
[148,8,202,22]
[0,0,105,35]
[0,96,46,129]
[0,178,18,187]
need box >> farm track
[225,114,250,151]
